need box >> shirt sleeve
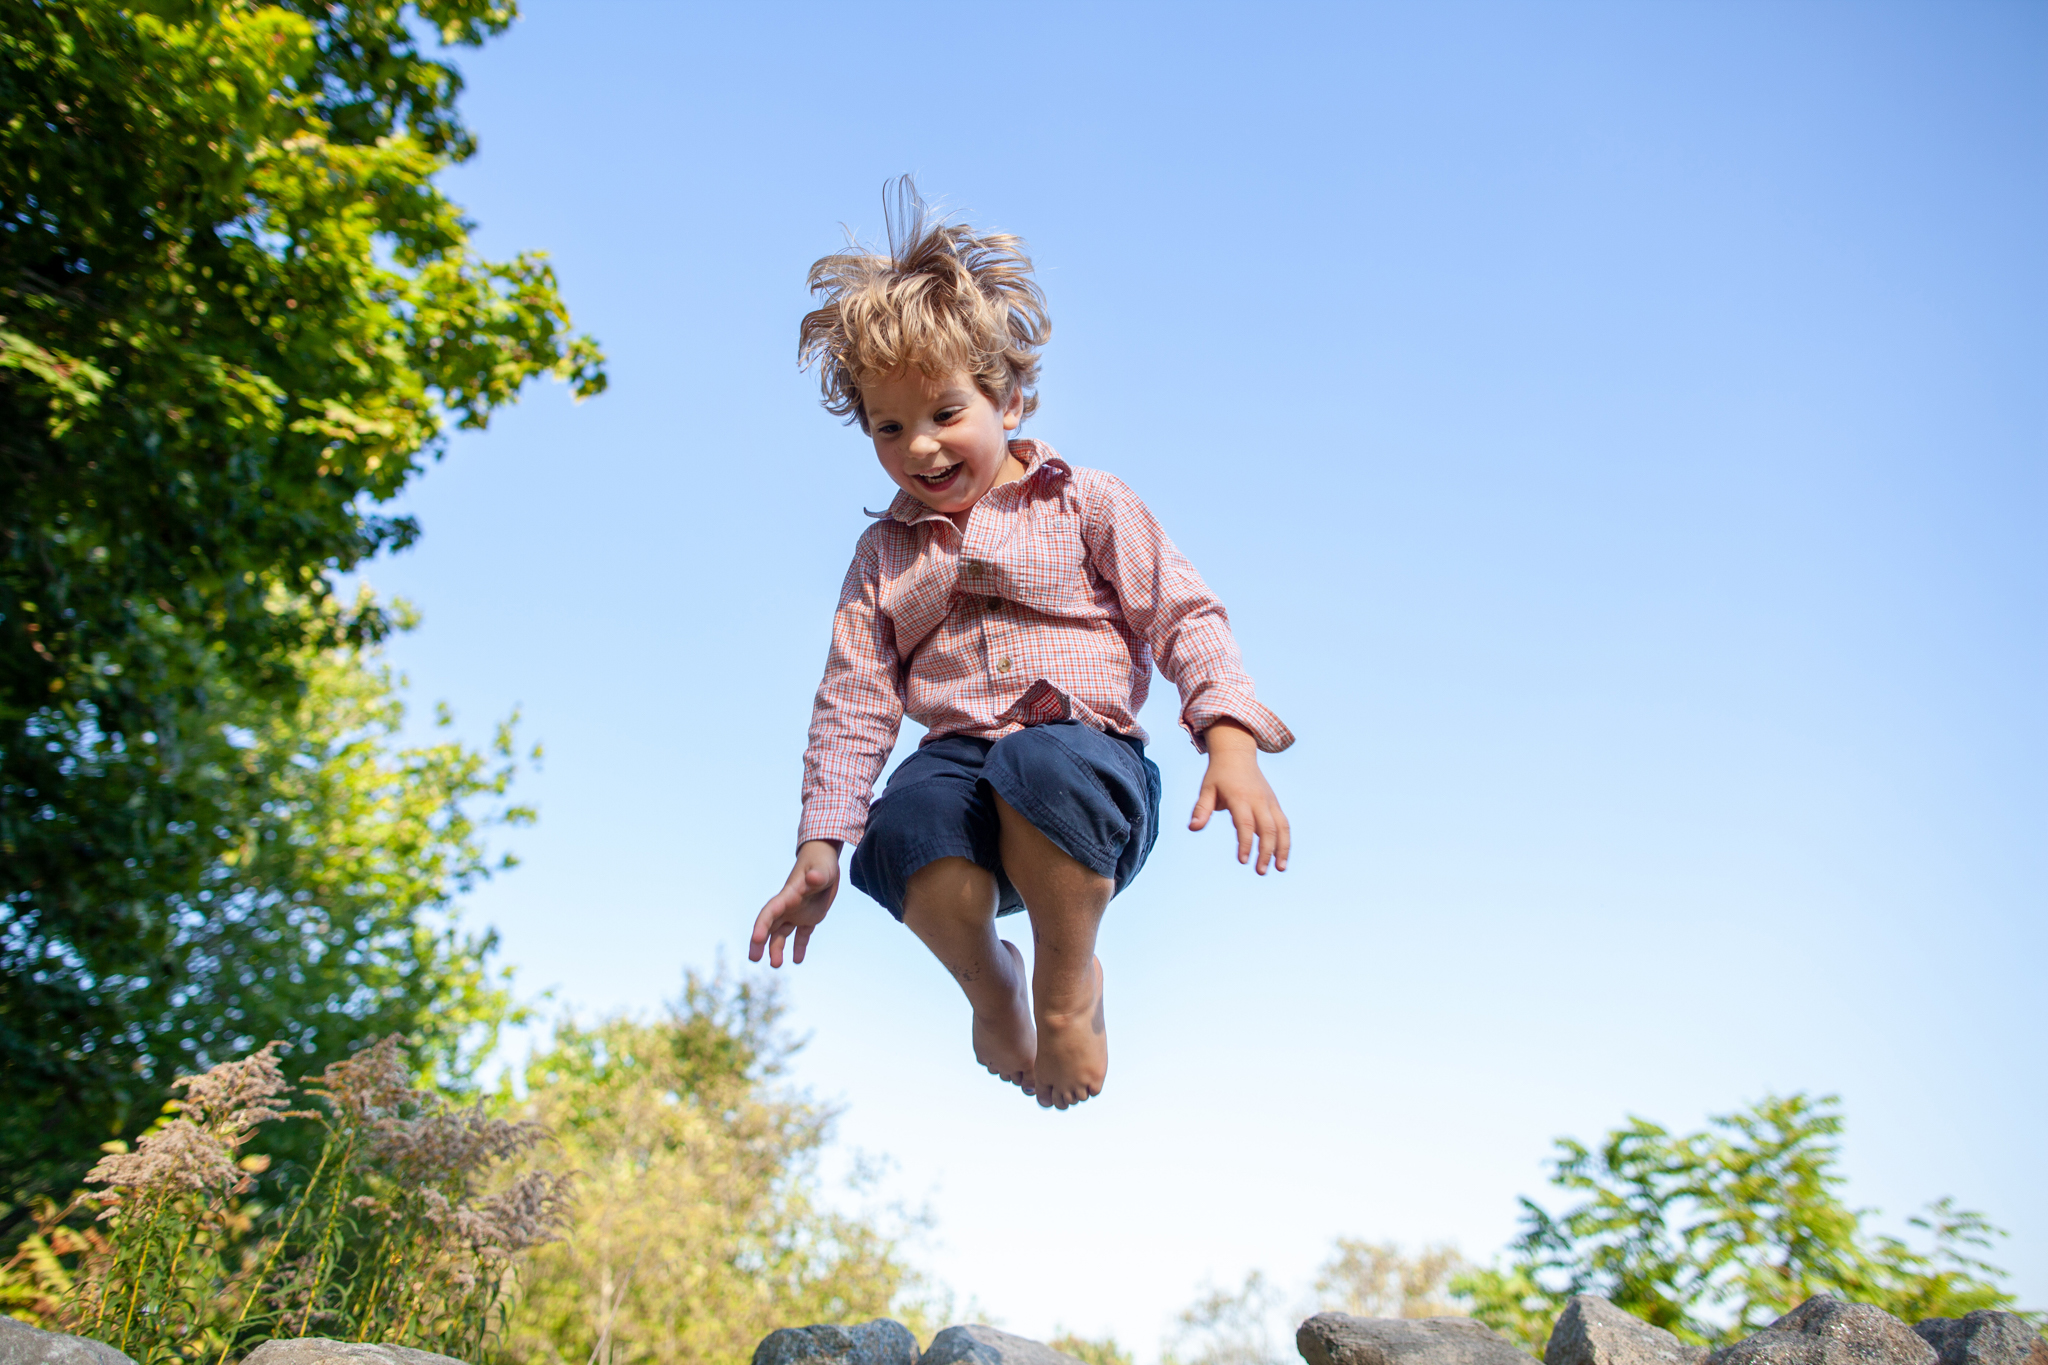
[1080,473,1294,754]
[797,534,905,848]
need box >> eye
[876,421,902,436]
[936,407,963,423]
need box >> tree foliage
[1455,1094,2016,1352]
[503,971,924,1365]
[1047,1335,1135,1365]
[1,0,601,1220]
[1166,1271,1288,1365]
[1315,1241,1467,1321]
[4,631,534,1235]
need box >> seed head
[85,1119,249,1209]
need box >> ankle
[1034,990,1097,1028]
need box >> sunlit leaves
[1454,1095,2017,1352]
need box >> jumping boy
[748,182,1293,1110]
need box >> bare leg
[901,856,1036,1090]
[994,795,1113,1109]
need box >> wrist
[1202,718,1258,757]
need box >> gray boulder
[921,1326,1089,1365]
[240,1341,469,1365]
[1708,1298,1936,1365]
[1297,1314,1540,1365]
[1914,1313,2048,1365]
[0,1319,136,1365]
[754,1321,922,1365]
[1546,1297,1708,1365]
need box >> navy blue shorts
[849,720,1164,922]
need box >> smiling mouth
[916,464,961,488]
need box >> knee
[994,795,1114,897]
[903,856,998,925]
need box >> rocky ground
[3,1292,2041,1365]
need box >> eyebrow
[870,389,975,423]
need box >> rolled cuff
[797,793,868,852]
[1181,683,1294,754]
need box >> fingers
[753,862,826,969]
[1250,800,1292,874]
[1214,793,1292,874]
[748,895,783,964]
[1188,779,1217,831]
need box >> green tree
[1455,1094,2016,1353]
[1,0,602,1218]
[4,628,534,1245]
[503,971,926,1365]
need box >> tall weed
[3,1036,568,1364]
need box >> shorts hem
[851,835,995,922]
[982,754,1126,883]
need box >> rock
[1914,1313,2048,1365]
[1707,1298,1937,1365]
[0,1319,136,1365]
[921,1325,1090,1365]
[753,1322,922,1365]
[1297,1314,1540,1365]
[240,1341,470,1365]
[1545,1296,1708,1365]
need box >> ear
[1001,383,1024,431]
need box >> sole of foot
[1031,956,1106,1110]
[972,939,1036,1093]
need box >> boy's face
[863,366,1024,519]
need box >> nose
[908,432,942,459]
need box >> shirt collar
[873,438,1070,526]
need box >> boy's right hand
[750,839,841,967]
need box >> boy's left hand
[1189,718,1290,874]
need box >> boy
[749,183,1292,1110]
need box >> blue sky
[358,1,2043,1352]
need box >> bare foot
[1031,956,1106,1109]
[972,940,1036,1092]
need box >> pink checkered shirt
[797,439,1293,849]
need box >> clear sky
[355,1,2044,1354]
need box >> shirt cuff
[1182,684,1295,754]
[797,797,866,851]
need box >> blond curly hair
[799,177,1050,431]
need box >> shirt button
[987,596,1003,611]
[962,561,981,576]
[996,657,1012,673]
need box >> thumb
[1189,779,1217,831]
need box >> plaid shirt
[798,440,1292,849]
